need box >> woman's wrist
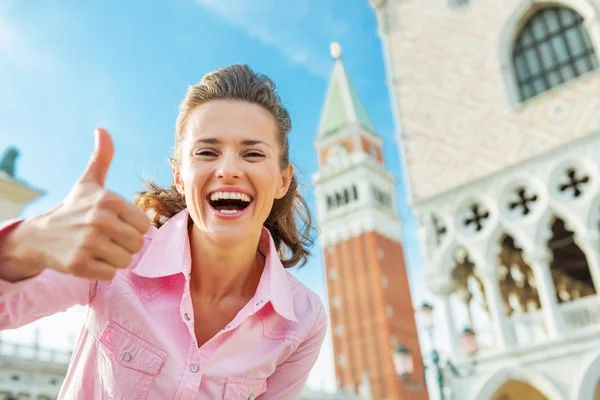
[0,218,46,282]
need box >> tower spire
[318,42,376,138]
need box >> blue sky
[0,0,425,392]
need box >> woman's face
[174,99,293,245]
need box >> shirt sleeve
[0,218,97,330]
[261,305,328,400]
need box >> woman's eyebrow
[193,138,271,148]
[241,139,271,148]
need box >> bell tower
[312,43,428,400]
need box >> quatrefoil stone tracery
[508,186,538,217]
[463,203,490,233]
[558,167,590,199]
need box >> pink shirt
[0,209,327,399]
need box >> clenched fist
[0,128,151,281]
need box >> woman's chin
[202,225,255,246]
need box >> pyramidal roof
[317,43,377,138]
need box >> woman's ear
[275,163,294,199]
[171,160,184,195]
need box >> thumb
[80,127,114,186]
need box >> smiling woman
[0,64,327,400]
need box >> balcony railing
[560,295,600,331]
[0,341,72,365]
[509,309,547,345]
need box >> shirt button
[122,352,132,362]
[184,313,190,321]
[190,363,199,373]
[248,394,256,400]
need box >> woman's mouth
[207,191,253,216]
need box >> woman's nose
[215,154,243,180]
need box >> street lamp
[393,302,478,399]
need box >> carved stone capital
[523,249,553,265]
[427,276,454,296]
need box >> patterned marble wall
[378,0,600,203]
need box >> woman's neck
[188,225,264,302]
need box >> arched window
[513,7,598,101]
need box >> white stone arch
[532,205,587,250]
[468,367,566,400]
[572,349,600,400]
[483,220,533,269]
[586,191,600,237]
[498,0,600,108]
[432,237,483,279]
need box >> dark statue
[0,147,19,178]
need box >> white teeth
[220,209,240,214]
[209,192,252,202]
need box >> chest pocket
[97,320,166,400]
[223,376,267,400]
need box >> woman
[0,64,327,399]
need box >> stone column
[524,249,563,338]
[575,232,600,294]
[435,287,462,360]
[479,270,516,349]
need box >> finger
[91,199,147,251]
[90,238,133,270]
[118,202,152,234]
[79,127,114,187]
[73,260,119,281]
[104,216,146,254]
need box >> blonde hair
[135,64,314,268]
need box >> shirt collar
[132,209,298,323]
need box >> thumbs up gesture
[4,128,151,281]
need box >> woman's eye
[244,152,264,158]
[196,150,217,157]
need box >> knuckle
[120,253,133,269]
[81,229,99,248]
[68,254,89,275]
[133,234,145,253]
[104,268,118,280]
[140,214,152,232]
[84,207,105,227]
[97,190,121,209]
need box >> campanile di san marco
[312,43,428,400]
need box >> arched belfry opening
[548,217,595,303]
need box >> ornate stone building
[312,44,428,400]
[0,333,70,400]
[370,0,600,399]
[0,148,42,222]
[0,147,66,400]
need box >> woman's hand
[0,128,151,281]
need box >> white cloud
[194,0,348,78]
[0,1,56,73]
